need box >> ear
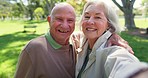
[47,16,51,22]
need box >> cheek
[50,23,56,30]
[98,21,108,30]
[81,21,87,29]
[50,21,60,28]
[71,23,75,31]
[81,23,86,32]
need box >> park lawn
[119,18,148,28]
[0,20,49,36]
[0,18,148,78]
[120,32,148,62]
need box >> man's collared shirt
[45,32,62,49]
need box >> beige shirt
[74,31,140,78]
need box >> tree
[18,0,42,20]
[34,7,44,20]
[142,0,148,5]
[112,0,136,29]
[19,0,66,20]
[0,0,11,20]
[142,0,148,17]
[67,0,86,15]
[45,0,66,15]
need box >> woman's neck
[88,38,98,49]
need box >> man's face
[48,6,75,45]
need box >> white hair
[81,0,122,33]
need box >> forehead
[53,6,75,18]
[85,4,105,15]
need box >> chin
[87,34,101,40]
[60,36,69,40]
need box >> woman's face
[82,4,109,40]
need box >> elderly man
[15,3,76,78]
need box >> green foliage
[34,7,44,20]
[134,8,142,16]
[67,0,86,15]
[0,0,12,19]
[11,3,22,17]
[142,0,148,5]
[142,0,148,17]
[0,0,25,20]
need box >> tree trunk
[124,9,136,29]
[112,0,136,29]
[29,9,33,20]
[45,0,55,14]
[146,28,148,34]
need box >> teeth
[86,28,96,31]
[58,30,69,33]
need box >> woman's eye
[96,17,101,19]
[68,19,74,23]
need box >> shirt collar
[93,30,112,50]
[45,32,62,49]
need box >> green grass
[120,32,148,62]
[0,18,148,78]
[0,20,49,36]
[119,17,148,28]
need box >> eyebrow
[84,12,89,15]
[84,12,102,15]
[96,13,101,15]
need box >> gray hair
[81,0,122,33]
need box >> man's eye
[85,16,90,19]
[56,18,62,21]
[68,19,73,21]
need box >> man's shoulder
[30,36,46,44]
[24,36,47,49]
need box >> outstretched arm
[107,33,134,54]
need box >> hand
[71,32,81,52]
[129,68,148,78]
[107,33,134,54]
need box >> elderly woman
[73,1,141,78]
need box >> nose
[61,20,69,29]
[88,17,94,25]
